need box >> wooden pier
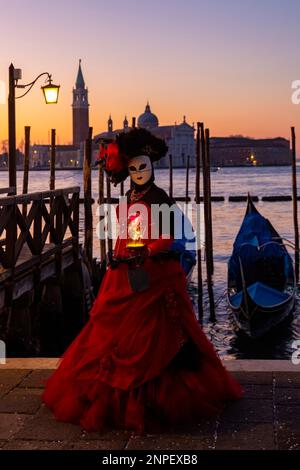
[0,186,88,356]
[0,186,80,307]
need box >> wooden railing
[0,187,80,270]
[0,187,16,196]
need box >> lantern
[41,76,60,104]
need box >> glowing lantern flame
[127,213,145,249]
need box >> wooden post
[98,161,106,263]
[22,126,30,217]
[169,154,173,199]
[49,129,56,243]
[83,127,93,269]
[130,118,136,191]
[106,174,113,255]
[185,154,190,202]
[8,64,16,195]
[291,127,299,283]
[50,129,56,191]
[195,123,203,321]
[205,128,214,275]
[201,125,215,321]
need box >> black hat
[98,128,168,184]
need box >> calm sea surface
[2,166,300,360]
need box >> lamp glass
[42,84,60,104]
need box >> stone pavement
[0,361,299,451]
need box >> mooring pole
[185,154,190,203]
[106,174,113,254]
[196,123,204,322]
[169,154,173,199]
[130,117,136,191]
[202,126,215,321]
[49,129,56,243]
[83,127,93,270]
[98,160,106,263]
[8,64,16,194]
[205,128,214,275]
[22,126,30,217]
[50,129,56,191]
[291,126,299,283]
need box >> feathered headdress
[97,128,168,184]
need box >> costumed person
[42,128,243,434]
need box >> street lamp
[8,63,60,194]
[41,77,60,104]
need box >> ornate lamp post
[8,63,60,194]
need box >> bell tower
[72,59,89,146]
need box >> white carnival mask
[128,155,152,185]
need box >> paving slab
[81,429,133,441]
[0,370,30,388]
[276,404,300,424]
[0,414,29,440]
[0,385,13,399]
[274,372,300,388]
[231,372,273,385]
[14,413,82,442]
[0,389,41,414]
[1,440,69,450]
[219,398,274,424]
[0,440,7,449]
[276,423,300,450]
[166,419,217,437]
[275,388,300,405]
[126,435,214,450]
[242,384,273,400]
[18,370,54,389]
[69,440,128,450]
[216,422,275,450]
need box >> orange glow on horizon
[1,1,300,153]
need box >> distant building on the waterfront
[210,136,291,167]
[94,102,196,168]
[94,105,291,167]
[30,144,80,168]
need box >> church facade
[94,103,196,168]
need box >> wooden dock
[0,187,80,308]
[0,186,84,355]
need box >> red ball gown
[42,184,243,434]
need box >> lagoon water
[1,165,299,360]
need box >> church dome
[137,102,159,129]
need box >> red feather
[98,142,125,174]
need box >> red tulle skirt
[42,259,243,434]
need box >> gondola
[227,195,296,338]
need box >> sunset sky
[1,0,300,149]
